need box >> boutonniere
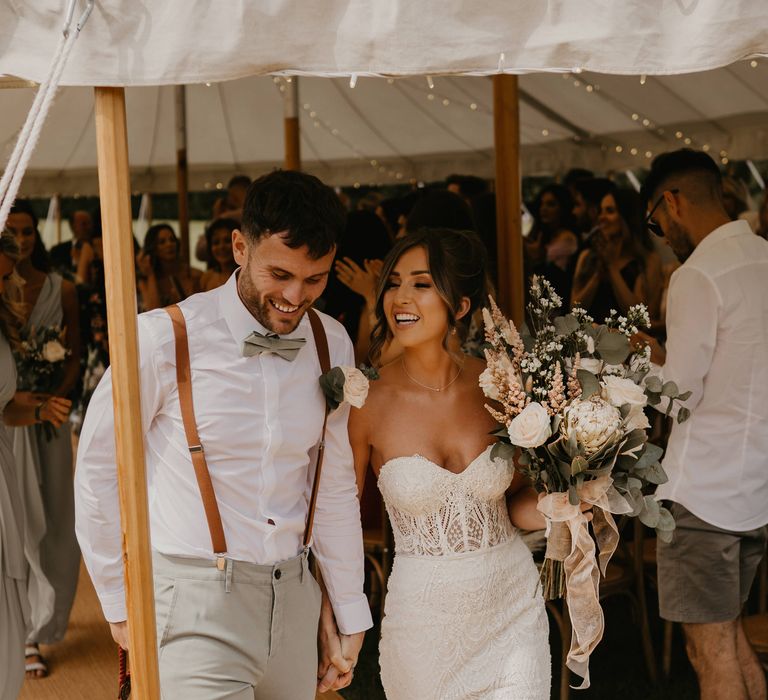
[319,364,379,411]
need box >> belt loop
[301,546,309,583]
[225,557,233,593]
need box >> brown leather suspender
[164,305,331,565]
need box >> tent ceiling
[1,1,766,85]
[4,64,768,196]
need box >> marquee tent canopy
[3,64,768,196]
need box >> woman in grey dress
[0,230,71,697]
[6,202,82,678]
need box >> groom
[75,170,372,698]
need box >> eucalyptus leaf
[517,450,531,466]
[492,425,509,438]
[657,507,676,532]
[627,477,643,492]
[638,495,661,528]
[634,461,668,485]
[645,375,663,393]
[491,442,516,463]
[677,391,692,401]
[677,407,691,424]
[577,369,600,398]
[661,381,679,398]
[634,443,664,471]
[596,331,631,365]
[318,366,346,411]
[569,485,580,506]
[646,393,661,407]
[554,314,580,336]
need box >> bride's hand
[317,591,353,692]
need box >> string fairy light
[272,77,405,181]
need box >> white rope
[0,2,91,232]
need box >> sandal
[25,644,49,679]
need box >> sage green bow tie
[242,331,306,361]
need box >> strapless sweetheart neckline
[379,444,494,479]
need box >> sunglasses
[645,188,679,237]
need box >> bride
[350,228,551,699]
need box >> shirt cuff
[99,589,128,623]
[333,595,373,635]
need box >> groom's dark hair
[240,170,346,260]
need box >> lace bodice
[378,445,516,556]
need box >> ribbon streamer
[537,475,632,689]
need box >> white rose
[586,336,595,354]
[41,340,67,363]
[625,405,650,431]
[579,357,603,375]
[340,367,369,408]
[508,402,552,448]
[479,367,501,401]
[601,375,647,408]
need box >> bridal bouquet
[480,276,690,687]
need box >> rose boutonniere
[319,365,378,411]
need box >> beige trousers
[153,550,321,699]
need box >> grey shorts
[657,502,767,624]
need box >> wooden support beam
[175,85,190,262]
[94,86,160,700]
[493,74,524,327]
[284,77,301,171]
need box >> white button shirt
[655,220,768,531]
[75,273,373,634]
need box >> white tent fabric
[3,67,768,195]
[1,1,767,87]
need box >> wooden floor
[19,560,340,699]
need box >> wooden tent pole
[175,85,190,263]
[492,74,524,327]
[283,77,301,170]
[94,86,161,700]
[55,194,62,244]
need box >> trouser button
[274,569,282,580]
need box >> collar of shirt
[218,270,310,347]
[687,219,753,265]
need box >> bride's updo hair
[369,227,488,365]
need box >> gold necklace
[401,357,463,392]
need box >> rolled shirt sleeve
[310,340,373,635]
[653,266,719,412]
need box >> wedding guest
[194,175,252,264]
[445,173,489,204]
[325,210,392,357]
[571,188,663,324]
[641,149,768,700]
[75,170,371,697]
[137,223,201,311]
[525,184,579,307]
[49,208,94,279]
[0,230,73,696]
[6,201,81,679]
[721,175,749,222]
[200,218,238,292]
[571,177,616,243]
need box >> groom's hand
[317,593,352,692]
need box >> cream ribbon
[537,475,633,689]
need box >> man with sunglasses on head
[640,149,768,700]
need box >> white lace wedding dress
[377,445,550,699]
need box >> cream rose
[41,340,67,363]
[340,367,369,408]
[507,402,552,448]
[625,405,650,431]
[601,375,647,408]
[479,367,501,401]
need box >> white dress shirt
[655,220,768,531]
[75,273,373,634]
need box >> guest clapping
[571,188,663,324]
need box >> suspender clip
[216,554,227,570]
[189,445,204,454]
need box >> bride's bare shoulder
[361,359,402,407]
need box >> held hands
[595,233,622,270]
[317,591,364,692]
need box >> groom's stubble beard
[236,263,311,335]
